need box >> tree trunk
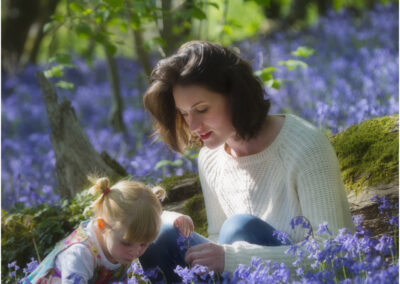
[132,28,152,77]
[37,71,128,199]
[27,0,61,64]
[2,0,40,72]
[104,50,126,133]
[160,0,175,56]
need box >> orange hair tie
[97,218,105,229]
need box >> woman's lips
[199,131,212,140]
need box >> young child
[27,177,172,283]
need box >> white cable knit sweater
[198,114,354,273]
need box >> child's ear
[97,218,106,230]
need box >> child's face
[103,229,150,265]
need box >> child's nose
[136,245,146,257]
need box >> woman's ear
[97,218,106,230]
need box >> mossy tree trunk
[37,71,128,199]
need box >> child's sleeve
[55,244,95,283]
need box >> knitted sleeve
[222,131,354,272]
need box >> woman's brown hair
[143,40,270,153]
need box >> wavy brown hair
[143,40,270,153]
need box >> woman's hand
[184,242,225,273]
[173,215,194,237]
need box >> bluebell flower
[317,221,333,236]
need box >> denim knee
[140,223,181,263]
[218,214,284,246]
[219,214,256,244]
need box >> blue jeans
[139,214,285,283]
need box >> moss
[330,115,399,194]
[159,173,198,191]
[183,194,208,237]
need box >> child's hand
[173,215,194,237]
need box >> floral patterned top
[26,220,129,283]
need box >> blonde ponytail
[88,176,111,213]
[152,186,167,201]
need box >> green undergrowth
[159,173,198,194]
[1,190,93,281]
[183,194,208,237]
[330,114,399,194]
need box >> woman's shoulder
[283,114,328,141]
[279,114,334,155]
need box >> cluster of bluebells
[7,258,38,283]
[176,195,398,283]
[6,196,398,283]
[239,3,398,133]
[2,3,398,209]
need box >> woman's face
[173,84,236,149]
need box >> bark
[132,28,152,77]
[37,71,127,199]
[2,0,40,72]
[104,50,126,133]
[27,0,61,64]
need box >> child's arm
[55,244,95,283]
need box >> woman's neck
[225,115,284,157]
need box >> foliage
[331,115,399,193]
[183,194,208,237]
[1,190,93,282]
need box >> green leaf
[44,65,64,78]
[75,23,92,39]
[222,25,233,35]
[205,1,220,9]
[263,79,281,89]
[279,59,308,70]
[155,160,172,170]
[56,80,75,90]
[104,42,117,56]
[291,46,315,57]
[191,7,207,20]
[252,0,271,6]
[255,66,277,81]
[171,159,184,167]
[52,14,65,23]
[130,13,141,30]
[104,0,123,8]
[43,22,54,33]
[69,2,84,13]
[82,9,93,16]
[49,53,71,65]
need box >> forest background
[1,0,399,282]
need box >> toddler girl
[27,177,171,283]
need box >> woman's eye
[197,108,208,113]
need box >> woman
[139,40,354,282]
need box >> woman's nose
[187,114,201,132]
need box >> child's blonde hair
[88,177,166,244]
